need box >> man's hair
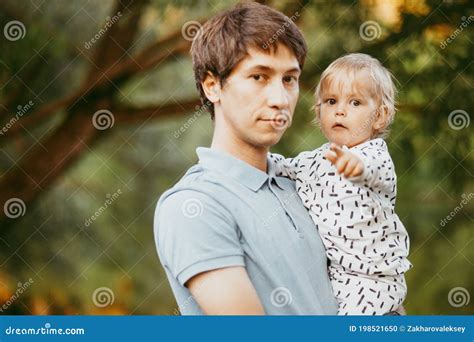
[313,53,397,138]
[191,2,307,119]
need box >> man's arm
[186,266,265,315]
[155,189,262,315]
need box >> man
[154,2,338,315]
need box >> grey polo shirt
[154,147,338,315]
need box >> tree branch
[113,98,202,124]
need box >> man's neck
[211,134,268,173]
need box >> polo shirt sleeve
[154,189,245,286]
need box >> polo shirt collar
[196,147,284,192]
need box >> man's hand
[324,143,364,178]
[186,266,265,315]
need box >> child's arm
[268,153,300,180]
[325,143,395,190]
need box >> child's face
[318,69,382,147]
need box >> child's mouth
[332,123,347,130]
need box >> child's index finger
[329,143,345,157]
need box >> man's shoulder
[158,163,225,204]
[154,163,234,230]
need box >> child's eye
[326,98,336,105]
[351,99,361,106]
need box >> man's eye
[251,74,263,81]
[283,76,297,84]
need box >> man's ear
[201,72,221,104]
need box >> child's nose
[335,107,346,116]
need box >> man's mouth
[260,113,291,129]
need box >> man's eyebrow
[245,65,301,74]
[285,67,301,74]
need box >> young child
[270,53,412,315]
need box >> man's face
[213,44,301,149]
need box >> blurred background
[0,0,472,315]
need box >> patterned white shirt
[270,138,412,279]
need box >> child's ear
[373,105,388,131]
[311,102,321,127]
[201,72,221,104]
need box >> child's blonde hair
[313,53,397,138]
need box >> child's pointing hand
[324,143,364,178]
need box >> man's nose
[266,80,289,109]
